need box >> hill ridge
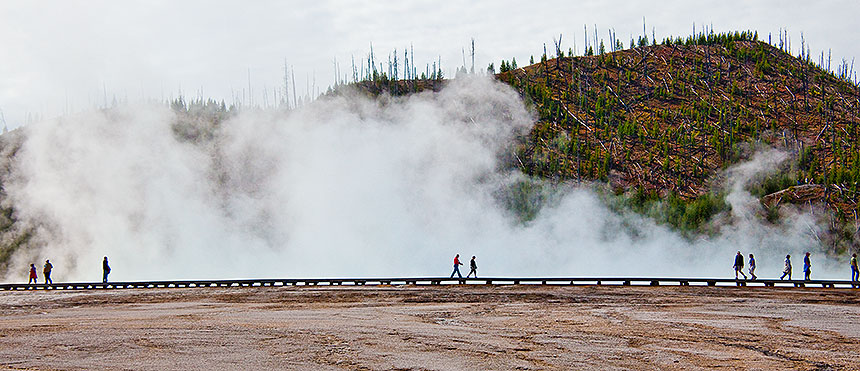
[497,39,859,226]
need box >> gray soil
[0,285,859,370]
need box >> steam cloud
[3,76,849,281]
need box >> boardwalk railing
[2,277,859,291]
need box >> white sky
[1,0,857,128]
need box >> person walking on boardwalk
[733,251,747,279]
[803,252,812,280]
[780,255,792,280]
[466,256,478,278]
[28,264,37,284]
[102,256,111,283]
[43,260,53,285]
[851,253,859,282]
[450,254,463,278]
[748,254,757,280]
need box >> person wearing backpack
[43,260,53,284]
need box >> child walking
[28,264,37,284]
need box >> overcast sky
[1,0,857,128]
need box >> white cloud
[4,76,843,282]
[0,0,857,127]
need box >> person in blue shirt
[803,252,812,280]
[851,253,858,282]
[748,254,757,280]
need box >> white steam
[3,76,849,281]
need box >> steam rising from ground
[3,77,849,281]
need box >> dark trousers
[852,267,859,281]
[467,268,477,278]
[103,271,109,283]
[44,273,52,284]
[450,265,462,278]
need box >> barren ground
[0,285,859,370]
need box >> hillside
[496,34,859,239]
[348,34,860,245]
[1,32,859,276]
[0,129,31,274]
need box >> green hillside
[1,30,859,275]
[496,32,859,250]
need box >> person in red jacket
[28,264,37,284]
[450,254,463,278]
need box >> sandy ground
[0,285,859,370]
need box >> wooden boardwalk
[2,277,859,291]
